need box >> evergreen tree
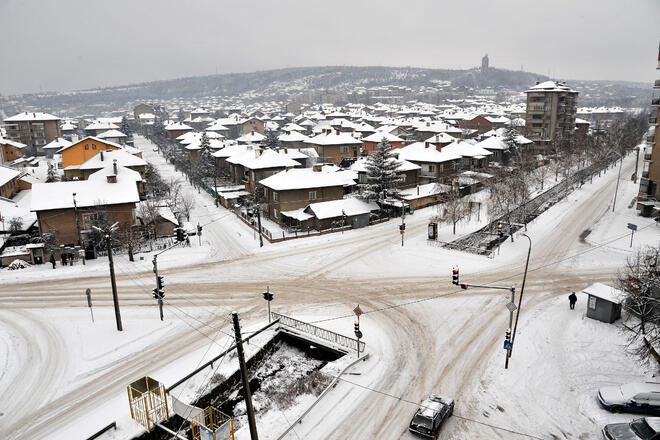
[120,116,132,137]
[152,119,166,138]
[263,130,281,149]
[194,133,214,184]
[363,139,402,202]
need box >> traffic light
[399,223,406,231]
[175,227,184,242]
[263,291,274,301]
[505,328,511,342]
[156,276,164,290]
[497,223,503,237]
[452,268,459,285]
[152,288,164,299]
[354,322,360,332]
[197,224,203,236]
[460,283,468,290]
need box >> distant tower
[481,54,489,72]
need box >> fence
[272,312,366,353]
[443,157,620,255]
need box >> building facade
[3,112,62,155]
[524,81,578,147]
[637,47,660,216]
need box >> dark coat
[568,293,577,303]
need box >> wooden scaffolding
[127,376,169,432]
[191,406,234,440]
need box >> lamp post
[612,151,623,212]
[73,192,82,246]
[510,233,531,359]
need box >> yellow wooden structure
[191,406,234,440]
[127,376,169,432]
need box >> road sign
[506,302,517,312]
[353,305,362,317]
[355,330,363,339]
[627,223,638,231]
[503,341,513,350]
[400,230,405,235]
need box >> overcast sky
[1,0,659,95]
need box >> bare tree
[8,217,23,233]
[137,198,161,240]
[438,186,469,235]
[617,245,660,362]
[180,192,195,222]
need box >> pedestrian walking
[69,254,74,266]
[50,254,56,269]
[61,253,67,266]
[569,292,577,310]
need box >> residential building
[397,142,462,184]
[0,138,27,163]
[305,130,363,164]
[524,81,578,148]
[3,112,62,155]
[637,46,660,216]
[362,131,404,155]
[42,137,71,159]
[56,136,122,169]
[227,148,300,192]
[64,148,147,181]
[30,169,140,246]
[259,167,355,223]
[458,115,493,135]
[0,165,21,199]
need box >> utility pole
[262,286,274,322]
[400,205,406,247]
[213,160,219,207]
[633,146,640,183]
[152,256,164,320]
[104,228,123,331]
[510,234,532,359]
[73,192,82,247]
[256,205,263,247]
[232,312,259,440]
[612,151,623,212]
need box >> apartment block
[3,112,62,155]
[525,81,578,149]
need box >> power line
[331,375,546,440]
[310,223,655,324]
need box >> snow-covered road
[0,138,656,439]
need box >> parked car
[602,417,660,439]
[408,394,454,438]
[598,382,660,415]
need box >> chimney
[100,150,104,161]
[425,142,430,149]
[112,159,117,175]
[313,164,322,172]
[426,122,430,127]
[284,148,288,154]
[535,81,540,85]
[336,130,340,135]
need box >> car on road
[602,417,660,439]
[598,382,660,415]
[408,394,454,438]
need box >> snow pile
[6,259,30,270]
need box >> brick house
[0,165,21,199]
[305,129,363,164]
[397,142,462,184]
[259,167,355,223]
[0,138,27,163]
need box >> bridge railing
[271,312,366,353]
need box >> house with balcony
[637,57,660,217]
[305,129,363,165]
[3,112,62,155]
[227,148,301,193]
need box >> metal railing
[272,312,365,353]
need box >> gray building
[583,283,622,324]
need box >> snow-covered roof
[165,121,192,131]
[0,137,27,149]
[56,136,123,153]
[278,131,310,143]
[475,136,508,151]
[443,140,493,158]
[276,148,308,160]
[97,129,127,139]
[31,179,140,211]
[237,131,266,143]
[305,198,379,220]
[575,118,591,125]
[5,111,60,122]
[227,148,299,170]
[211,143,251,159]
[260,168,355,191]
[526,81,577,93]
[362,131,404,143]
[0,197,36,227]
[399,182,452,200]
[423,133,455,145]
[305,131,362,146]
[77,149,147,171]
[582,283,623,305]
[350,156,420,174]
[280,208,314,221]
[85,121,119,131]
[397,142,462,164]
[88,164,143,184]
[42,137,71,151]
[0,165,21,187]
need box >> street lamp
[509,233,531,360]
[611,151,623,213]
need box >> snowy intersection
[0,138,657,439]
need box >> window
[309,191,317,200]
[273,208,279,219]
[400,173,406,182]
[264,188,268,198]
[340,145,349,154]
[85,144,89,150]
[588,296,596,310]
[428,165,436,173]
[273,191,278,202]
[359,174,367,184]
[92,144,97,150]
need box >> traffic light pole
[151,241,183,321]
[510,233,532,359]
[106,233,123,332]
